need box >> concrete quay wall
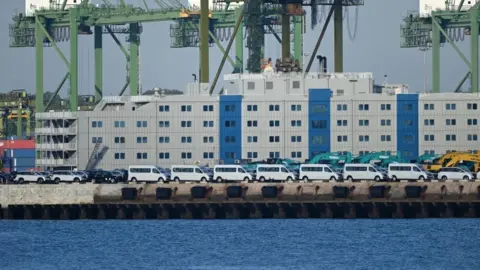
[1,182,479,207]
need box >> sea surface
[0,219,478,270]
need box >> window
[337,104,347,111]
[181,136,192,143]
[468,134,478,141]
[446,134,457,141]
[225,105,236,111]
[181,152,192,159]
[114,153,125,160]
[403,135,414,143]
[311,135,326,145]
[114,137,125,144]
[467,103,478,110]
[91,121,103,128]
[247,136,258,143]
[203,152,214,159]
[337,120,348,126]
[247,152,258,159]
[203,120,214,127]
[136,121,147,128]
[291,104,302,111]
[446,103,456,110]
[269,120,280,127]
[424,150,435,155]
[159,136,170,143]
[359,135,370,142]
[446,119,456,126]
[291,151,302,158]
[336,89,344,96]
[136,152,148,159]
[225,152,236,159]
[247,120,258,127]
[424,119,434,126]
[291,136,302,142]
[159,121,170,128]
[114,121,125,128]
[247,105,258,111]
[91,137,103,143]
[337,135,348,142]
[403,120,413,126]
[358,104,369,111]
[402,104,413,111]
[381,119,391,126]
[203,105,214,112]
[359,119,369,126]
[424,103,435,110]
[159,152,170,159]
[181,121,192,127]
[424,134,435,141]
[291,120,302,127]
[159,105,170,112]
[380,135,391,142]
[225,136,236,143]
[136,136,148,143]
[468,119,478,126]
[269,104,280,111]
[312,120,327,129]
[269,136,280,143]
[247,82,255,90]
[380,104,391,110]
[181,105,192,112]
[265,81,273,89]
[269,152,280,158]
[203,136,214,143]
[225,120,236,127]
[292,81,300,89]
[312,104,327,113]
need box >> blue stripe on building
[308,88,331,158]
[396,94,419,161]
[219,95,242,164]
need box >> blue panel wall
[6,149,36,158]
[219,95,242,164]
[396,94,419,161]
[308,89,331,158]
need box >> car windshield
[157,167,169,174]
[416,165,429,172]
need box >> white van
[343,164,386,181]
[256,164,297,182]
[171,165,213,182]
[299,164,342,182]
[437,167,474,181]
[388,163,432,181]
[213,165,253,183]
[128,165,171,183]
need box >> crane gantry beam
[400,1,480,93]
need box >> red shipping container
[2,168,11,173]
[0,140,36,149]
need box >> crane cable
[346,6,359,41]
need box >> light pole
[303,52,309,71]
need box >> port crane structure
[401,0,480,93]
[9,0,363,112]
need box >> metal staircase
[85,140,101,170]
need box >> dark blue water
[0,219,478,269]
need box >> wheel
[174,177,180,183]
[302,176,309,183]
[18,178,24,184]
[286,176,293,183]
[374,176,381,181]
[418,176,425,181]
[200,177,207,183]
[392,176,398,182]
[216,177,223,183]
[463,175,470,180]
[37,178,44,184]
[158,177,165,183]
[243,177,249,183]
[131,177,137,183]
[347,176,353,181]
[73,178,80,183]
[259,176,265,182]
[329,176,336,181]
[441,176,448,180]
[54,178,60,184]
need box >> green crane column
[35,17,44,113]
[129,23,140,96]
[17,107,22,139]
[333,4,343,72]
[69,9,78,111]
[26,110,31,137]
[235,7,244,73]
[200,0,210,83]
[282,9,290,60]
[293,15,303,67]
[94,26,103,102]
[471,9,479,93]
[432,16,441,93]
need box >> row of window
[113,152,216,160]
[423,134,478,141]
